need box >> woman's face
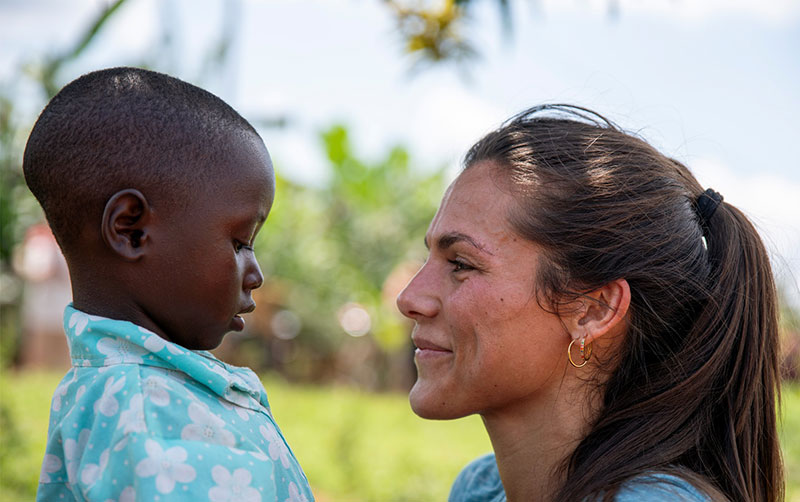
[397,161,572,420]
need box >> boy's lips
[238,303,256,315]
[230,315,246,331]
[230,303,256,331]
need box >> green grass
[1,371,798,501]
[783,383,800,502]
[0,371,491,502]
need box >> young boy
[24,67,314,502]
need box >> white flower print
[237,371,263,392]
[181,402,235,446]
[285,482,309,502]
[117,394,146,434]
[113,436,129,452]
[106,486,136,502]
[206,361,229,379]
[96,336,148,364]
[220,391,253,421]
[259,424,290,468]
[80,448,109,486]
[163,368,188,384]
[39,454,62,483]
[208,465,261,502]
[52,374,75,412]
[68,311,103,336]
[134,439,196,494]
[94,376,126,417]
[142,332,185,355]
[64,428,91,484]
[142,375,170,406]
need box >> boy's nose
[396,264,439,320]
[244,255,264,291]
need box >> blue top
[449,454,710,502]
[37,304,314,502]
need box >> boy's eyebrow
[424,232,494,255]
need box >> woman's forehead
[426,165,518,250]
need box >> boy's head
[23,67,275,350]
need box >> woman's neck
[481,381,598,502]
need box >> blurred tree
[251,125,445,384]
[385,0,481,67]
[382,0,620,68]
[780,284,800,380]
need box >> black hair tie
[695,188,723,229]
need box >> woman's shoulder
[449,453,505,502]
[448,456,709,502]
[615,473,711,502]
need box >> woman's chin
[409,384,468,420]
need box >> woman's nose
[243,254,264,292]
[396,265,440,320]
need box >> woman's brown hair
[464,105,783,501]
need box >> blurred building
[14,223,71,369]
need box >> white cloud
[408,84,507,166]
[540,0,800,24]
[268,128,329,186]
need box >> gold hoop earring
[567,337,593,368]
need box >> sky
[1,0,799,303]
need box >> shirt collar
[63,304,270,412]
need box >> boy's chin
[175,329,228,351]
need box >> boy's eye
[448,259,474,273]
[234,241,254,253]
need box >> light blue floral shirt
[449,454,710,502]
[37,304,314,502]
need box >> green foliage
[256,125,444,356]
[0,92,41,371]
[0,96,39,268]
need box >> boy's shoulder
[39,356,314,501]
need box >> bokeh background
[1,0,799,500]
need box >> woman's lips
[412,335,452,360]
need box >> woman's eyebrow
[424,232,494,255]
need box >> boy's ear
[567,278,631,345]
[101,189,151,261]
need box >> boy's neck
[70,276,169,343]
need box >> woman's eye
[448,259,473,273]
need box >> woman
[396,105,783,502]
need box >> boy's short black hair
[23,67,260,252]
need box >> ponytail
[693,200,782,501]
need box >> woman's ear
[101,189,151,261]
[569,278,631,345]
